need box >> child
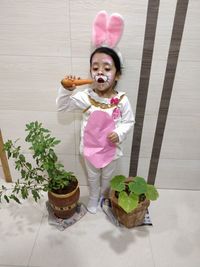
[56,46,135,213]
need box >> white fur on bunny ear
[92,10,109,47]
[106,13,124,48]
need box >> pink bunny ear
[92,10,109,47]
[106,13,124,48]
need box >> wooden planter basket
[110,190,150,228]
[48,180,80,219]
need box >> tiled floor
[0,182,200,267]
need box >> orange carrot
[61,78,93,88]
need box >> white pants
[84,159,117,199]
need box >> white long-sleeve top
[56,87,135,159]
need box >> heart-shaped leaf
[145,184,159,200]
[128,176,147,195]
[110,175,126,192]
[118,191,139,213]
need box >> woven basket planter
[110,190,150,228]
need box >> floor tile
[29,216,154,267]
[148,189,200,267]
[28,186,155,267]
[1,183,200,267]
[0,185,45,266]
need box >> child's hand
[61,75,80,91]
[107,132,119,144]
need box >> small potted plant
[0,121,80,219]
[110,175,159,228]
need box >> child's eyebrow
[102,60,113,65]
[91,60,113,66]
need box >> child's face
[90,52,119,94]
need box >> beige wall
[138,0,200,189]
[0,0,199,189]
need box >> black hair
[90,47,122,76]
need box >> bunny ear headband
[92,10,124,49]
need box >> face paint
[102,56,113,66]
[94,74,108,83]
[90,52,118,94]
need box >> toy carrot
[61,78,93,88]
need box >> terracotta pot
[48,180,80,219]
[110,190,150,228]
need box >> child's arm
[56,76,90,112]
[112,97,135,143]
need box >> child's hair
[90,47,122,76]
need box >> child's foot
[87,197,99,214]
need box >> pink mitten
[107,13,124,48]
[92,10,108,47]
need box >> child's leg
[101,160,117,198]
[84,159,101,214]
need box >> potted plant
[0,121,80,219]
[110,175,159,228]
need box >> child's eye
[105,68,111,72]
[92,67,98,71]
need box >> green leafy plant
[110,175,159,213]
[0,121,76,204]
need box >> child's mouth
[95,75,108,84]
[97,77,105,83]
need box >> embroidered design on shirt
[88,94,124,109]
[110,97,121,119]
[82,94,125,113]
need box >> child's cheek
[107,73,115,82]
[91,71,95,79]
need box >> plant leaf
[145,184,159,200]
[21,169,26,178]
[4,195,10,203]
[128,176,147,195]
[19,154,25,162]
[118,191,138,213]
[52,140,60,146]
[31,190,40,202]
[10,194,21,204]
[21,186,28,199]
[110,175,126,192]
